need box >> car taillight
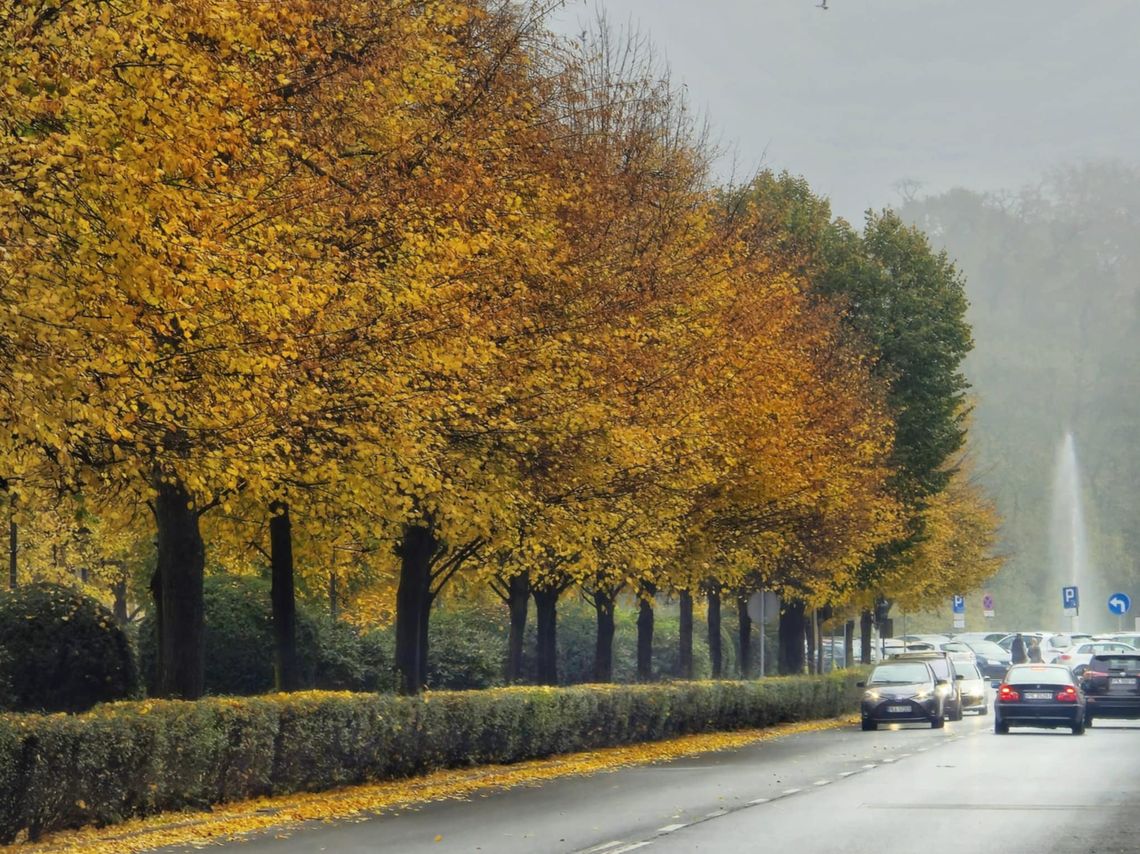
[1059,654,1072,661]
[998,684,1020,701]
[1056,685,1078,703]
[1086,670,1109,679]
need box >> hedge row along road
[0,673,862,844]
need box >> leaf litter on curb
[4,716,856,854]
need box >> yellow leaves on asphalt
[5,717,854,854]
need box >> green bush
[137,576,390,696]
[0,583,137,713]
[427,602,508,691]
[0,671,864,843]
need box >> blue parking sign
[951,594,965,614]
[1062,586,1079,610]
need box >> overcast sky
[548,0,1140,221]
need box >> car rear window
[1090,655,1140,674]
[1006,665,1072,685]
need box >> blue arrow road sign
[1062,586,1080,610]
[951,594,965,614]
[1109,593,1132,616]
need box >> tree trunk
[805,612,817,674]
[860,609,874,665]
[778,599,807,675]
[593,588,615,683]
[844,619,855,669]
[679,589,693,679]
[8,506,16,591]
[533,586,560,685]
[636,588,655,681]
[112,578,128,626]
[269,502,300,693]
[737,595,752,678]
[707,584,722,679]
[506,571,530,683]
[395,523,436,695]
[149,567,163,691]
[152,477,206,700]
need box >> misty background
[551,1,1140,629]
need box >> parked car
[952,631,1010,644]
[1080,653,1140,726]
[957,661,988,715]
[1041,633,1094,659]
[890,651,964,721]
[1050,641,1137,674]
[858,660,946,731]
[943,639,1011,679]
[996,632,1045,654]
[994,664,1086,734]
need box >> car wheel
[861,719,878,732]
[931,715,945,729]
[951,703,964,722]
[994,716,1009,734]
[1072,720,1086,735]
[1084,713,1093,728]
[978,705,988,716]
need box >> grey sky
[549,0,1140,220]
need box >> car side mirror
[936,679,948,686]
[856,681,866,688]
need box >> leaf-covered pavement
[3,716,855,853]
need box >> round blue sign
[1108,593,1132,616]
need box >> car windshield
[869,663,930,684]
[1006,666,1072,685]
[959,664,982,680]
[925,659,950,679]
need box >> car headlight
[912,689,931,701]
[863,690,880,700]
[935,683,952,696]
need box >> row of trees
[0,0,1000,698]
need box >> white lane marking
[813,779,831,787]
[782,788,802,795]
[610,843,652,854]
[898,753,912,759]
[584,843,626,854]
[862,764,877,769]
[748,798,771,805]
[705,809,727,818]
[839,771,858,777]
[657,824,687,834]
[881,758,896,763]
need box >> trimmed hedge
[0,671,862,843]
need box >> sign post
[951,594,966,630]
[982,594,995,619]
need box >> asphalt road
[188,705,1140,854]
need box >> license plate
[1025,692,1052,700]
[1111,677,1134,686]
[887,705,910,713]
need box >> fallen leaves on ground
[4,716,855,854]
